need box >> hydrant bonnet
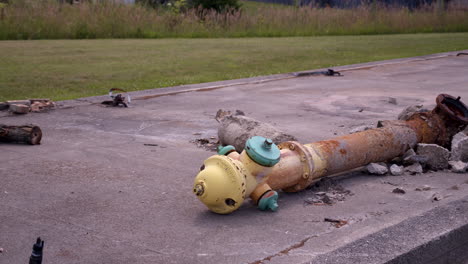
[245,136,280,167]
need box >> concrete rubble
[416,143,450,170]
[216,109,296,151]
[1,99,56,114]
[451,131,468,162]
[397,104,429,120]
[366,163,388,175]
[304,178,353,206]
[405,163,424,175]
[449,160,468,173]
[389,164,404,176]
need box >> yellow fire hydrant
[193,94,468,214]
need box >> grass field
[1,33,468,101]
[1,0,468,39]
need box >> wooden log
[0,125,42,145]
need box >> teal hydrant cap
[245,136,280,167]
[258,191,279,212]
[218,145,236,155]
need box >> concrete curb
[307,196,468,264]
[59,49,468,108]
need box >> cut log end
[29,126,42,145]
[0,124,42,145]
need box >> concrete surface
[1,51,468,264]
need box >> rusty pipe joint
[193,94,468,214]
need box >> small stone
[415,185,431,191]
[402,149,416,160]
[388,97,397,105]
[397,105,429,120]
[405,163,423,175]
[432,193,442,202]
[451,133,468,162]
[0,248,3,253]
[389,164,404,176]
[449,160,468,173]
[9,104,30,114]
[417,143,450,170]
[367,163,388,175]
[392,187,406,194]
[350,125,373,134]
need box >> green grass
[1,33,468,101]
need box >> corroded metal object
[193,94,468,214]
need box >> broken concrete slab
[217,111,296,152]
[367,163,388,175]
[8,104,30,114]
[451,132,468,162]
[417,143,450,170]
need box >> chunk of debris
[2,99,55,114]
[392,187,406,194]
[415,185,431,191]
[449,160,468,173]
[366,163,388,175]
[416,143,450,170]
[9,104,30,114]
[304,192,332,206]
[432,193,442,202]
[451,132,468,162]
[389,164,404,176]
[402,148,416,159]
[397,104,429,121]
[101,88,131,107]
[216,109,296,152]
[324,218,348,228]
[403,155,428,166]
[305,178,353,206]
[30,99,56,112]
[388,97,397,105]
[191,137,218,152]
[349,124,374,134]
[405,163,423,175]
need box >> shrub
[190,0,240,12]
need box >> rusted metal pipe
[193,94,468,214]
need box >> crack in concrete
[248,235,318,264]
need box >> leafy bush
[190,0,240,12]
